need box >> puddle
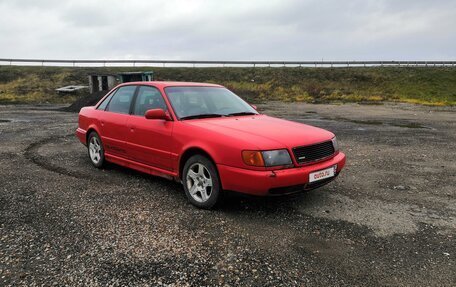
[335,117,432,129]
[0,119,11,123]
[392,122,431,129]
[358,101,384,106]
[288,114,433,130]
[345,119,384,126]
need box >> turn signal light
[242,151,265,167]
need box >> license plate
[309,165,336,183]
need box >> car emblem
[298,156,306,160]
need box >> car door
[126,85,174,171]
[100,85,137,158]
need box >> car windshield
[165,86,258,120]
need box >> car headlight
[242,149,292,167]
[331,136,339,152]
[262,149,293,166]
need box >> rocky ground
[0,102,455,286]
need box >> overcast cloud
[0,0,455,60]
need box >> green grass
[1,65,456,106]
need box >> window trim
[130,84,174,121]
[96,89,118,111]
[104,85,139,115]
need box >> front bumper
[217,152,346,196]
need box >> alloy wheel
[89,136,102,164]
[186,163,213,203]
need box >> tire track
[24,134,96,181]
[23,134,155,185]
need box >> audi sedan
[76,81,346,209]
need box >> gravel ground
[0,102,455,286]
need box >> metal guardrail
[1,58,456,67]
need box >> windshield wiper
[227,112,258,116]
[180,113,225,120]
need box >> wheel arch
[86,126,101,144]
[178,147,217,180]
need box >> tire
[87,132,105,168]
[182,154,222,209]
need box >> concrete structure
[88,74,117,94]
[56,85,88,93]
[118,71,154,83]
[88,71,154,93]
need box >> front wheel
[87,132,105,168]
[183,155,222,209]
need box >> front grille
[293,141,335,164]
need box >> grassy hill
[1,65,456,106]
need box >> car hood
[184,115,335,150]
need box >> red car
[76,82,346,208]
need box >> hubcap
[89,136,102,164]
[186,163,213,203]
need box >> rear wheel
[183,155,222,209]
[87,132,105,168]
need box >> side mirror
[251,104,257,110]
[145,109,171,120]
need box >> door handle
[129,125,135,132]
[100,121,104,126]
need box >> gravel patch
[0,102,455,286]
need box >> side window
[97,92,115,110]
[106,86,136,114]
[133,86,167,116]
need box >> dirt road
[0,103,455,286]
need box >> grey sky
[0,0,455,60]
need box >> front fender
[176,142,220,178]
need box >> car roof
[118,81,224,89]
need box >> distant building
[88,71,154,93]
[88,74,117,94]
[118,71,154,83]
